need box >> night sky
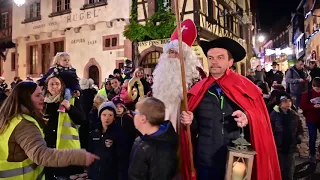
[257,0,301,31]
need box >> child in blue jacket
[88,101,129,180]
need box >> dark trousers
[307,122,320,155]
[292,93,302,109]
[278,151,295,180]
[197,165,225,180]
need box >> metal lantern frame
[225,147,256,180]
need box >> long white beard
[152,54,200,104]
[152,45,201,131]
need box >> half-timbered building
[135,0,254,75]
[0,0,16,83]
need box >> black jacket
[44,97,85,148]
[39,65,80,91]
[266,70,284,87]
[43,97,85,177]
[191,83,250,169]
[115,113,137,149]
[270,106,303,153]
[88,122,129,180]
[128,121,178,180]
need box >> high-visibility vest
[56,97,81,150]
[97,88,107,96]
[0,114,45,180]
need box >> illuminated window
[141,51,160,71]
[26,1,40,19]
[0,12,8,29]
[55,0,70,12]
[29,45,38,75]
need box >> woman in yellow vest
[0,81,99,180]
[42,75,89,179]
[97,77,112,96]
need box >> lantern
[225,128,256,180]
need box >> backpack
[286,68,293,93]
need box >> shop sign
[33,22,58,29]
[66,9,99,23]
[70,39,98,45]
[137,39,170,47]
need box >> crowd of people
[1,20,320,180]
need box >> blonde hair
[94,94,107,107]
[52,52,70,66]
[136,97,165,126]
[133,67,144,78]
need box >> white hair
[152,40,201,105]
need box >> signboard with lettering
[29,8,101,32]
[138,39,170,47]
[70,39,98,45]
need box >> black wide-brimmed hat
[200,37,246,62]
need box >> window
[11,53,16,71]
[42,43,50,74]
[141,51,160,72]
[202,0,208,15]
[105,39,111,47]
[26,1,40,19]
[89,0,107,4]
[0,12,9,29]
[29,45,38,75]
[55,0,70,12]
[103,35,121,50]
[54,41,64,55]
[239,24,243,38]
[111,37,117,47]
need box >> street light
[258,35,265,43]
[14,0,26,7]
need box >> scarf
[44,93,62,103]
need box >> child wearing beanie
[270,92,303,180]
[112,96,137,149]
[88,101,129,180]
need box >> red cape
[180,69,281,180]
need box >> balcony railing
[0,26,12,43]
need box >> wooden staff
[174,0,195,176]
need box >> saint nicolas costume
[180,37,281,180]
[152,19,205,132]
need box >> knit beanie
[98,101,116,117]
[275,92,292,105]
[112,96,126,108]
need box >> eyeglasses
[132,111,141,116]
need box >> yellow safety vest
[56,97,81,150]
[97,88,107,96]
[0,114,44,180]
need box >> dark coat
[270,106,303,153]
[191,83,249,169]
[88,108,99,131]
[39,65,80,91]
[266,70,284,87]
[115,113,137,149]
[128,121,178,180]
[88,122,129,180]
[43,97,86,177]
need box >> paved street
[295,157,320,180]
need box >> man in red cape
[180,37,281,180]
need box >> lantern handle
[240,127,245,139]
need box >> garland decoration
[123,0,176,41]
